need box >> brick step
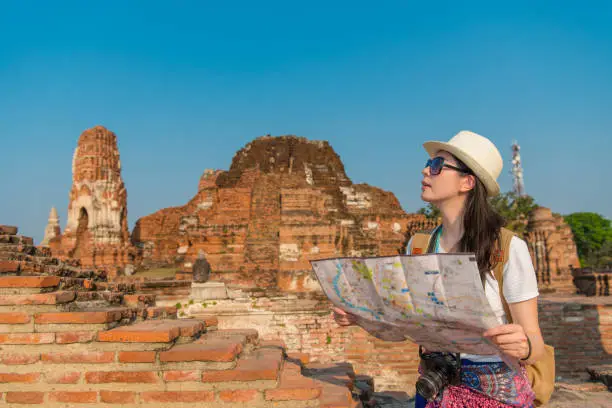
[135,281,191,291]
[75,290,124,305]
[0,260,21,273]
[94,281,137,292]
[0,390,355,406]
[201,346,282,383]
[0,276,61,293]
[196,329,259,354]
[0,234,34,245]
[0,291,76,306]
[0,252,63,266]
[0,226,18,235]
[34,308,131,326]
[139,290,191,298]
[123,294,157,307]
[159,339,243,363]
[200,328,259,344]
[98,319,207,344]
[140,306,178,321]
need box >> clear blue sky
[1,1,611,244]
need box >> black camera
[416,346,462,401]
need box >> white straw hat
[423,130,503,197]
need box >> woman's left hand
[483,324,530,360]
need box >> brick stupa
[40,207,61,247]
[50,126,133,276]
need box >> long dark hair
[454,156,506,279]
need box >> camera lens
[415,370,445,401]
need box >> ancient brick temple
[524,207,580,293]
[50,126,133,276]
[132,136,424,290]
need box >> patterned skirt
[415,359,535,408]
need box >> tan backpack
[410,227,555,406]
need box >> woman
[333,131,544,407]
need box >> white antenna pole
[511,140,525,196]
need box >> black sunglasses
[425,156,470,176]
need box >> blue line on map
[332,262,382,321]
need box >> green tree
[489,192,538,235]
[564,212,612,268]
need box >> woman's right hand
[332,307,357,326]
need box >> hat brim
[423,141,500,197]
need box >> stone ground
[368,383,611,407]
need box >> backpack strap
[409,226,440,255]
[493,227,516,324]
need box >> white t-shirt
[406,232,539,362]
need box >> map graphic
[311,253,508,357]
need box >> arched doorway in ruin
[72,207,90,259]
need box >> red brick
[0,312,30,324]
[0,260,20,273]
[205,328,259,343]
[140,391,214,403]
[173,320,205,337]
[45,372,81,384]
[123,294,156,307]
[163,370,200,382]
[0,372,40,383]
[159,340,242,363]
[0,353,40,365]
[34,310,122,324]
[0,333,54,344]
[0,225,18,234]
[287,352,311,365]
[201,349,281,382]
[145,306,178,319]
[86,371,159,384]
[219,389,259,402]
[265,366,322,401]
[100,390,136,404]
[259,339,287,349]
[6,392,44,404]
[201,315,218,327]
[56,331,96,344]
[266,387,321,401]
[320,384,353,408]
[98,321,180,343]
[42,351,115,364]
[0,291,76,305]
[118,351,156,363]
[0,276,60,288]
[49,391,97,403]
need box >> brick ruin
[0,225,368,407]
[132,136,423,291]
[49,126,134,277]
[524,207,581,294]
[45,129,582,296]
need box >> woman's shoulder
[508,235,530,257]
